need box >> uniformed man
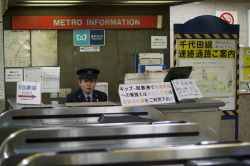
[66,68,107,102]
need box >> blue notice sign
[74,30,90,46]
[90,30,105,45]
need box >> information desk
[153,98,225,135]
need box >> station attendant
[66,68,107,102]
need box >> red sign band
[12,15,163,29]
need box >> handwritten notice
[16,81,41,104]
[171,79,202,101]
[24,67,42,82]
[42,67,60,93]
[119,82,175,106]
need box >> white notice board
[119,82,175,106]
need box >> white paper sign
[5,68,23,82]
[171,79,202,101]
[24,67,42,82]
[80,46,100,52]
[16,81,41,104]
[42,67,60,93]
[151,36,167,49]
[119,82,175,106]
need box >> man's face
[78,79,97,95]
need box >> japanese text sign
[119,82,175,106]
[171,79,202,101]
[178,39,236,58]
[16,81,41,104]
[90,30,105,45]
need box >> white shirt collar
[82,91,93,101]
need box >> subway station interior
[0,0,250,165]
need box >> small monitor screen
[164,66,193,82]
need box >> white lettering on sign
[87,19,140,26]
[53,19,83,26]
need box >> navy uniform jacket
[66,89,107,102]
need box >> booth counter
[7,97,224,135]
[153,97,225,135]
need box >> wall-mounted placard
[151,36,167,49]
[90,30,105,45]
[4,30,31,67]
[80,46,100,52]
[240,47,250,82]
[42,67,60,93]
[5,68,23,82]
[31,30,58,66]
[24,67,42,82]
[74,30,89,46]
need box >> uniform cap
[76,68,100,80]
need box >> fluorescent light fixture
[16,4,81,6]
[116,1,181,3]
[20,1,86,3]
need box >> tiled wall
[170,0,250,141]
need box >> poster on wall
[177,39,237,110]
[95,82,108,97]
[41,67,60,93]
[4,30,31,67]
[31,30,58,66]
[240,47,250,81]
[24,67,42,82]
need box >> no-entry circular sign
[220,12,234,24]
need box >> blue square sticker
[74,30,90,46]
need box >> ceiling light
[116,1,181,4]
[20,1,86,3]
